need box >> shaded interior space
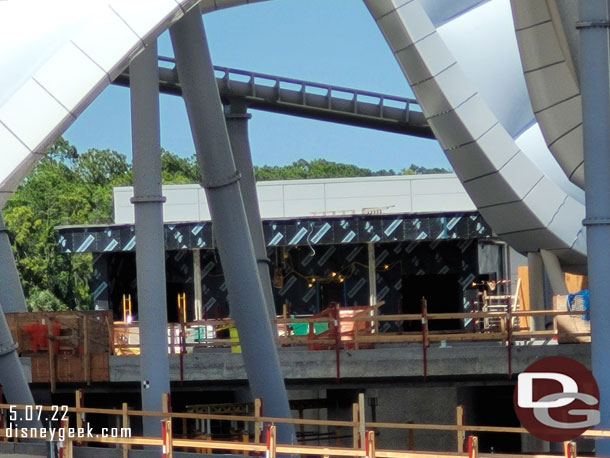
[459,385,521,454]
[402,274,460,331]
[91,236,505,331]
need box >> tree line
[3,138,449,311]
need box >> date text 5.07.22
[9,405,68,423]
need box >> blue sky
[64,0,449,172]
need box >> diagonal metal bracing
[115,63,433,138]
[170,9,296,445]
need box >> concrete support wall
[373,386,457,451]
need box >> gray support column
[0,301,40,428]
[170,10,295,444]
[367,243,377,305]
[539,250,568,296]
[130,41,170,437]
[0,215,40,428]
[225,101,276,323]
[193,249,203,321]
[578,2,610,452]
[527,252,545,332]
[0,214,27,312]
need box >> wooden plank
[47,320,55,393]
[456,405,464,453]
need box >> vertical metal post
[225,101,277,324]
[130,41,170,437]
[193,249,202,321]
[170,9,295,444]
[367,243,377,306]
[0,214,27,312]
[578,2,610,453]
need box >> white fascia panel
[516,21,564,72]
[395,33,454,86]
[535,95,581,145]
[394,1,435,47]
[0,79,74,153]
[462,148,545,209]
[427,94,495,150]
[511,0,551,30]
[325,197,409,214]
[522,177,570,228]
[283,199,325,218]
[259,201,285,220]
[463,174,517,209]
[71,6,142,80]
[545,195,585,253]
[324,180,408,198]
[365,0,406,20]
[412,194,475,213]
[109,0,182,42]
[377,9,413,54]
[446,123,520,182]
[552,126,586,182]
[479,201,544,234]
[32,41,109,116]
[526,62,579,112]
[0,124,32,190]
[164,204,200,223]
[283,183,324,200]
[500,229,567,253]
[256,184,283,202]
[413,63,475,118]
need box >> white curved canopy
[365,0,586,270]
[0,0,587,270]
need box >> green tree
[4,151,93,310]
[401,163,451,175]
[254,159,396,181]
[161,149,200,184]
[4,139,132,311]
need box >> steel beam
[114,66,432,138]
[170,9,295,444]
[578,1,610,453]
[225,101,276,323]
[130,41,170,437]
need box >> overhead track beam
[115,65,433,138]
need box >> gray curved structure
[364,0,586,272]
[0,0,606,448]
[510,0,585,189]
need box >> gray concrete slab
[109,343,590,382]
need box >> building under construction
[0,0,607,457]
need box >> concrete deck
[109,342,590,383]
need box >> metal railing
[114,58,434,137]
